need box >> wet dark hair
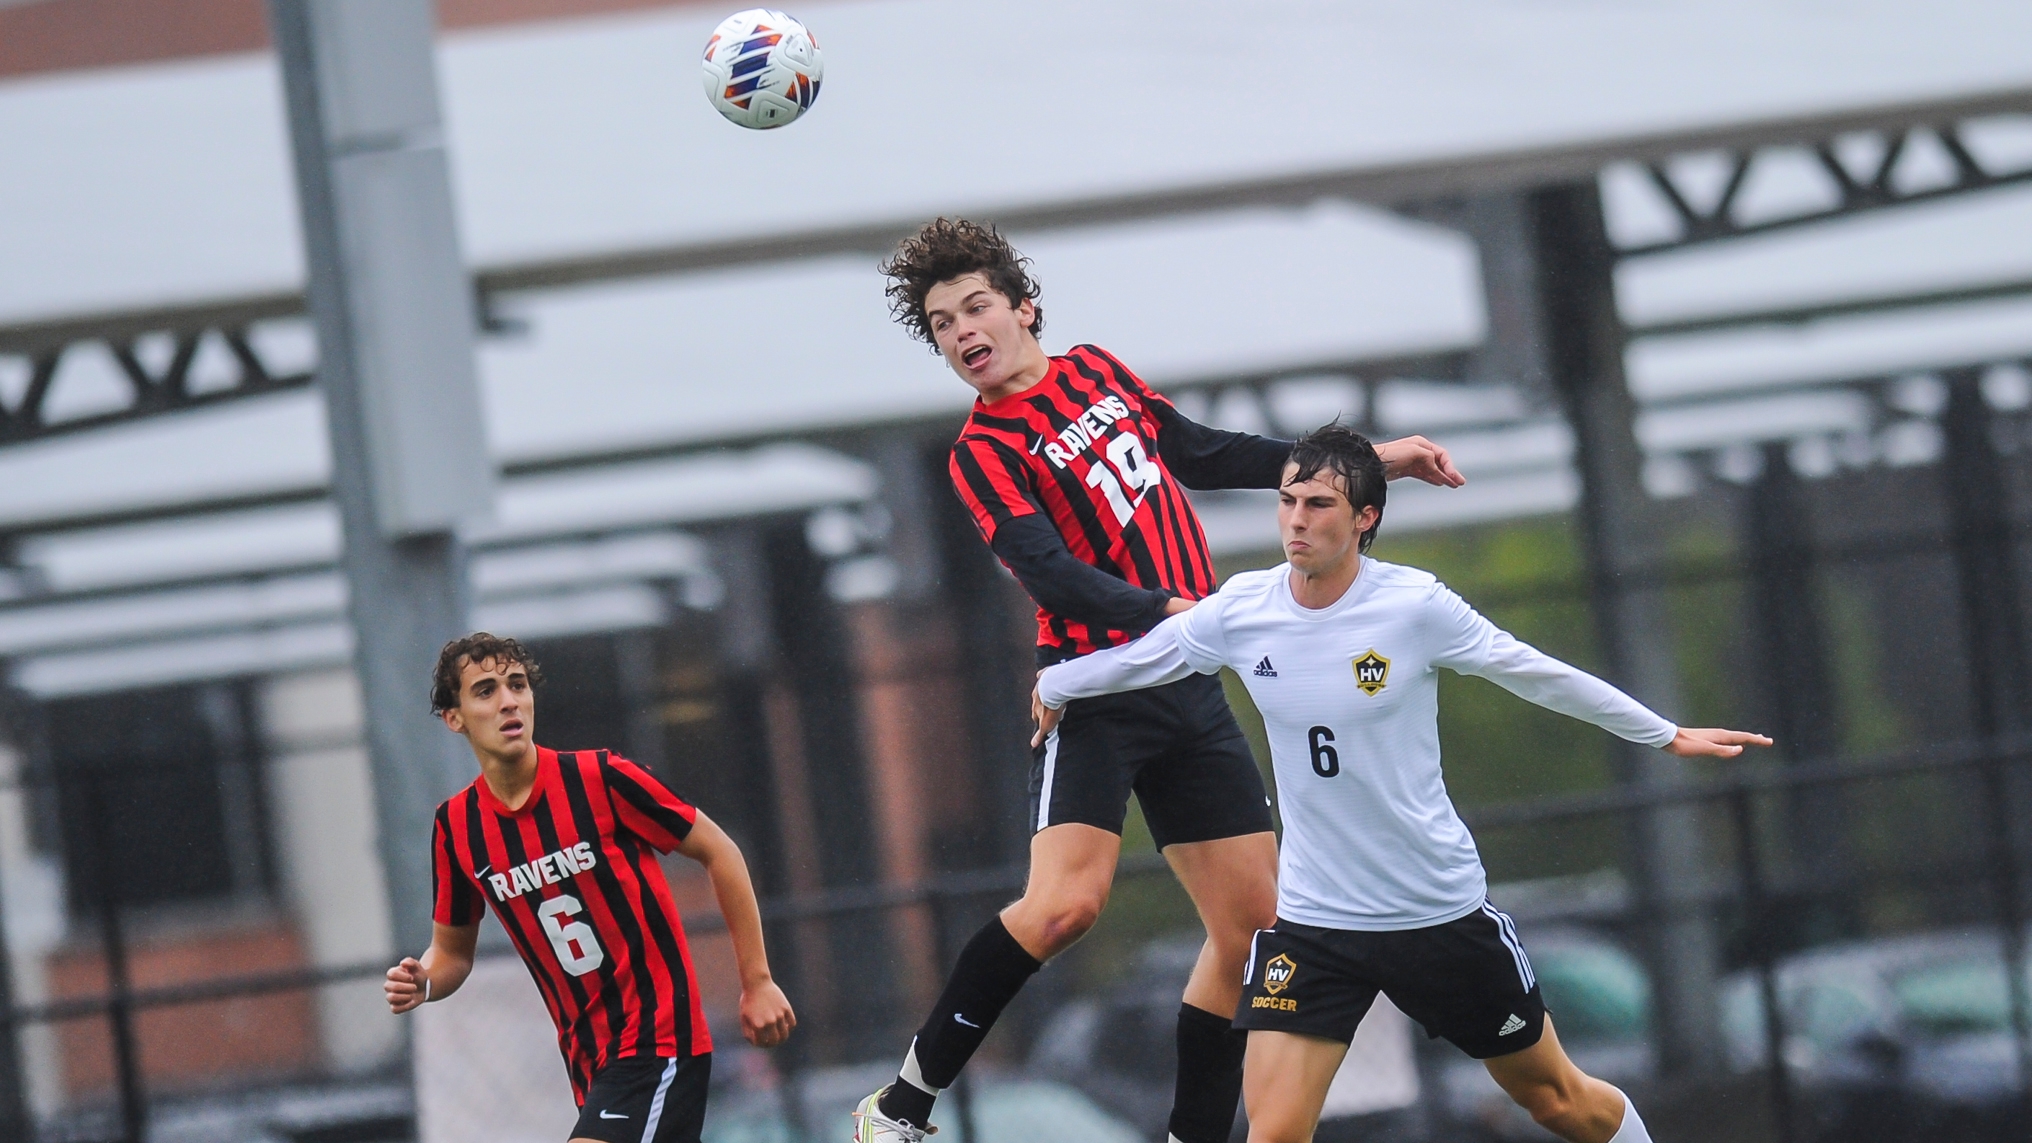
[880,217,1044,348]
[1285,423,1388,553]
[430,632,543,715]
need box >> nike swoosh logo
[954,1013,980,1028]
[599,1110,627,1120]
[1028,435,1044,455]
[474,865,491,879]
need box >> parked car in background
[1720,929,2031,1143]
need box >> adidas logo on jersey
[485,842,599,902]
[1499,1013,1528,1036]
[1253,657,1277,677]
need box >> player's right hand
[1664,727,1773,757]
[385,957,427,1015]
[1031,680,1064,748]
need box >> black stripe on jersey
[1025,388,1135,575]
[598,759,697,1056]
[1068,352,1210,594]
[952,438,1037,529]
[533,759,650,1065]
[559,753,684,1059]
[458,789,566,1030]
[584,751,685,1055]
[492,800,602,1082]
[555,752,651,1062]
[605,758,695,843]
[436,803,481,926]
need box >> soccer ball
[701,9,823,129]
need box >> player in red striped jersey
[855,220,1462,1143]
[385,634,794,1143]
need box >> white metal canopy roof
[4,1,2032,693]
[3,0,2031,323]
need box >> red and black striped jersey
[432,747,711,1102]
[950,345,1220,661]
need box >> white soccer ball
[701,9,823,129]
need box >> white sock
[898,1040,942,1095]
[1607,1091,1652,1143]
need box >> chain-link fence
[3,734,2030,1143]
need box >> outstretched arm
[1469,632,1769,756]
[385,921,480,1014]
[1150,400,1465,491]
[1033,615,1207,744]
[678,811,795,1047]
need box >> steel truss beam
[0,91,2025,452]
[0,298,312,446]
[1616,118,2032,257]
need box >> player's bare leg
[1163,831,1279,1142]
[1000,822,1121,956]
[1166,832,1279,1013]
[859,824,1118,1141]
[1241,1030,1349,1143]
[1483,1018,1652,1143]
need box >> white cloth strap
[898,1039,942,1094]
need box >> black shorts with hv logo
[1030,671,1274,849]
[571,1053,711,1143]
[1235,903,1547,1060]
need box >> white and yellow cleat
[851,1088,936,1143]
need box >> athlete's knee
[1509,1076,1586,1136]
[1014,885,1106,954]
[1036,894,1104,951]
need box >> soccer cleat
[852,1088,936,1142]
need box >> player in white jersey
[1034,424,1768,1143]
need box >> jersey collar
[1277,556,1375,620]
[476,745,554,817]
[972,358,1063,415]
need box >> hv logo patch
[1353,650,1391,696]
[1262,953,1297,995]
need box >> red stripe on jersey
[949,344,1219,660]
[431,747,709,1103]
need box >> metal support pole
[1729,787,1796,1143]
[1461,183,1723,1072]
[1939,369,2032,1112]
[1745,442,1849,932]
[80,778,145,1143]
[269,0,494,964]
[707,526,813,1142]
[0,695,32,1143]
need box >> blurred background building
[2,2,2032,1141]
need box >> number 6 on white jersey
[538,894,606,976]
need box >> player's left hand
[1376,436,1465,488]
[740,979,796,1048]
[1031,680,1064,748]
[1665,727,1773,757]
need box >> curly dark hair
[1286,423,1388,553]
[880,217,1044,348]
[430,632,543,715]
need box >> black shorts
[1031,672,1273,849]
[1235,904,1546,1060]
[571,1054,711,1143]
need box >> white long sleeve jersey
[1038,559,1678,931]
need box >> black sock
[1168,1003,1247,1143]
[878,917,1042,1126]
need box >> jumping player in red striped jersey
[385,633,795,1143]
[854,220,1463,1143]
